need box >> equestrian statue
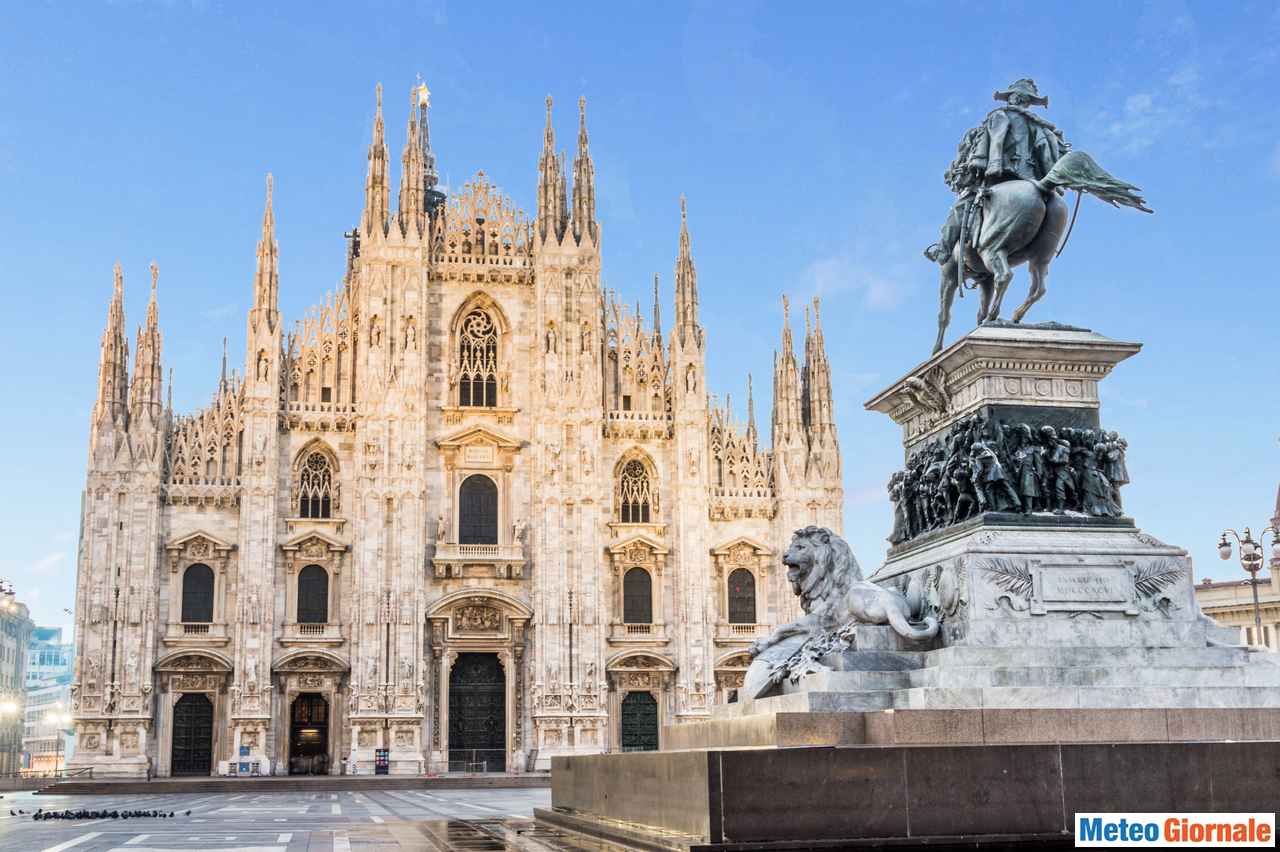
[926,79,1152,354]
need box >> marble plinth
[540,740,1280,849]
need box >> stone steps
[907,663,1280,689]
[41,773,551,795]
[893,685,1280,710]
[725,688,893,718]
[921,644,1255,669]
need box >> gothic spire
[397,86,426,238]
[536,96,567,243]
[674,196,703,348]
[804,296,838,454]
[416,78,442,209]
[251,174,279,331]
[571,96,598,245]
[747,372,758,446]
[129,261,164,421]
[802,302,814,430]
[94,263,130,428]
[652,273,662,341]
[361,83,390,238]
[771,294,805,450]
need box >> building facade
[23,627,75,773]
[27,626,74,688]
[0,599,33,775]
[1195,572,1280,650]
[69,84,843,778]
[24,675,74,774]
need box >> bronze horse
[932,151,1152,354]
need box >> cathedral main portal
[448,653,505,772]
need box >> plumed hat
[993,78,1048,108]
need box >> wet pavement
[0,788,603,851]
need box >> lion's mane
[791,525,864,616]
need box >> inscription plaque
[1040,568,1128,603]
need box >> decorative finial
[376,83,383,109]
[265,172,273,204]
[812,296,821,326]
[416,74,430,107]
[782,293,790,318]
[578,95,586,120]
[680,194,687,225]
[150,261,158,293]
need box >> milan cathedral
[69,83,843,777]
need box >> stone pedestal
[537,325,1280,849]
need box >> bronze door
[448,653,505,772]
[620,691,658,751]
[171,693,214,776]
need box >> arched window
[458,310,498,407]
[727,568,756,624]
[618,460,653,523]
[298,452,335,518]
[458,475,499,545]
[297,565,329,624]
[623,567,653,624]
[181,563,215,623]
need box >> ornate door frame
[426,590,531,773]
[605,651,675,753]
[154,650,233,777]
[271,650,350,776]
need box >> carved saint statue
[436,514,448,542]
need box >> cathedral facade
[69,84,843,777]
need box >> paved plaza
[0,788,582,852]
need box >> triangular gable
[165,530,236,554]
[710,535,773,557]
[280,529,349,553]
[607,532,669,556]
[435,423,523,450]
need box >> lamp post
[1217,526,1279,646]
[47,702,73,773]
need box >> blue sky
[2,1,1279,633]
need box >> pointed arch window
[727,568,756,624]
[181,564,215,623]
[618,460,654,524]
[299,452,336,518]
[623,567,653,624]
[459,310,498,407]
[297,565,329,624]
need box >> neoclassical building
[69,83,843,777]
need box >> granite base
[541,740,1280,849]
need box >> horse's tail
[886,605,940,640]
[1038,151,1153,214]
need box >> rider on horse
[926,79,1071,266]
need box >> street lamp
[45,704,73,772]
[1217,525,1280,646]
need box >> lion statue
[743,527,938,699]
